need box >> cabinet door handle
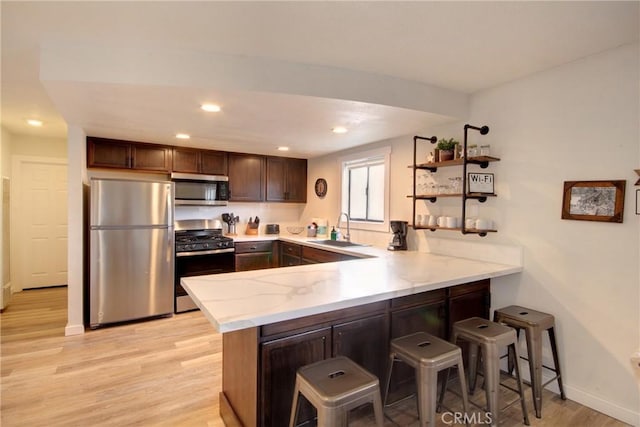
[250,246,257,250]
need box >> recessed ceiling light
[332,126,348,134]
[27,119,43,127]
[175,133,190,139]
[201,103,221,112]
[277,146,290,151]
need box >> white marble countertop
[182,238,523,333]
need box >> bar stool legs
[383,332,470,427]
[494,305,566,418]
[452,317,530,427]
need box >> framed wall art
[561,180,626,223]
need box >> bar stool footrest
[383,392,416,409]
[542,375,561,388]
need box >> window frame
[338,146,391,232]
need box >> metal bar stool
[289,356,384,427]
[383,332,470,427]
[494,305,566,418]
[451,317,530,427]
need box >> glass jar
[480,144,491,156]
[449,177,462,194]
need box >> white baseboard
[508,361,640,426]
[1,282,12,310]
[64,323,85,336]
[558,380,640,426]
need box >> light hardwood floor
[1,287,628,426]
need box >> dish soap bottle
[330,226,337,241]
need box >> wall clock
[314,178,327,198]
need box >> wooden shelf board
[412,225,497,234]
[409,156,500,169]
[407,193,496,199]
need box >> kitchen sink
[316,240,363,247]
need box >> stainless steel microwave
[170,172,229,206]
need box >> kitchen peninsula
[182,239,522,427]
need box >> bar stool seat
[383,332,470,427]
[494,305,566,418]
[452,317,530,427]
[289,356,384,427]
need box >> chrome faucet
[336,212,351,242]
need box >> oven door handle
[176,248,235,257]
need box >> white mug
[437,216,446,227]
[465,217,476,229]
[428,215,438,227]
[416,214,423,226]
[446,216,457,228]
[475,218,493,230]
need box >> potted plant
[436,138,458,161]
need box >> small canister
[313,218,328,238]
[307,226,317,237]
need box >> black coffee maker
[387,220,408,251]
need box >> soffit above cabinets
[2,2,638,157]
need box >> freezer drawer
[90,228,174,327]
[90,178,173,227]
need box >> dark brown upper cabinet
[172,147,228,176]
[87,137,172,173]
[227,153,265,202]
[266,157,307,203]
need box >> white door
[14,158,68,289]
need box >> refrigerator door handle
[167,183,174,226]
[167,229,173,263]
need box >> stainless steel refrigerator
[89,178,174,328]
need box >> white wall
[0,131,68,306]
[471,43,639,424]
[1,128,12,174]
[308,43,640,424]
[9,133,67,158]
[1,127,14,308]
[65,126,86,335]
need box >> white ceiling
[2,1,638,158]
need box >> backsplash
[175,202,306,235]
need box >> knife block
[246,223,259,235]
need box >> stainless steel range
[174,219,235,313]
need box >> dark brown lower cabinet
[388,292,447,399]
[447,281,491,370]
[447,280,490,338]
[260,328,332,427]
[221,279,490,427]
[301,246,342,264]
[235,241,274,272]
[280,242,302,267]
[333,314,389,384]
